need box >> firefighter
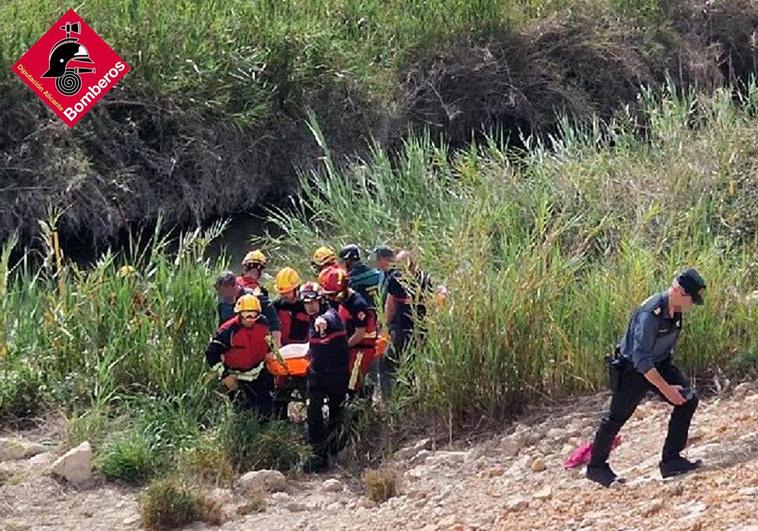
[272,267,310,345]
[311,246,338,274]
[318,266,378,396]
[300,281,349,472]
[338,244,382,310]
[205,294,274,419]
[271,267,310,419]
[233,251,281,347]
[586,268,706,487]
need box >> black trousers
[227,369,274,420]
[307,372,348,459]
[589,357,699,466]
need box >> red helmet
[318,266,347,295]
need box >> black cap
[372,245,395,259]
[676,268,706,305]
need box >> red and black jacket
[308,307,349,376]
[206,315,270,371]
[273,298,310,345]
[338,290,377,351]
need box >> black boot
[659,456,702,478]
[586,463,624,487]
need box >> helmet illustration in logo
[41,22,95,96]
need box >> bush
[178,437,235,487]
[98,430,156,485]
[140,478,223,530]
[0,368,44,426]
[363,468,398,503]
[247,420,311,473]
[219,411,310,473]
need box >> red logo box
[12,9,130,127]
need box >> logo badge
[12,9,130,127]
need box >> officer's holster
[604,345,627,391]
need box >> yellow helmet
[234,294,262,314]
[312,246,337,268]
[275,267,302,295]
[242,249,267,267]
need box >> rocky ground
[1,380,757,531]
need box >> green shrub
[246,420,311,473]
[178,436,235,487]
[0,368,44,425]
[98,430,156,485]
[219,411,310,473]
[140,478,223,530]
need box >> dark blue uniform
[589,292,699,478]
[381,268,433,399]
[306,306,349,463]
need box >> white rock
[527,428,548,445]
[286,501,308,512]
[238,469,286,493]
[642,499,664,516]
[0,439,26,461]
[122,515,140,526]
[732,382,753,398]
[678,500,706,520]
[501,432,526,457]
[0,439,47,462]
[322,478,344,492]
[50,442,93,486]
[738,487,757,497]
[357,497,376,509]
[505,496,529,511]
[410,449,432,465]
[533,485,552,499]
[545,428,567,442]
[405,464,432,480]
[28,452,56,468]
[426,450,469,466]
[394,438,432,460]
[270,492,292,503]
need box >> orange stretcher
[265,343,310,379]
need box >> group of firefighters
[205,244,440,471]
[205,235,710,483]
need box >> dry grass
[363,467,399,503]
[140,477,224,530]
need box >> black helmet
[339,244,361,262]
[42,39,93,78]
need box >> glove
[315,316,328,336]
[221,374,239,391]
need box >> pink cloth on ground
[563,435,622,469]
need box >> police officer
[586,268,707,487]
